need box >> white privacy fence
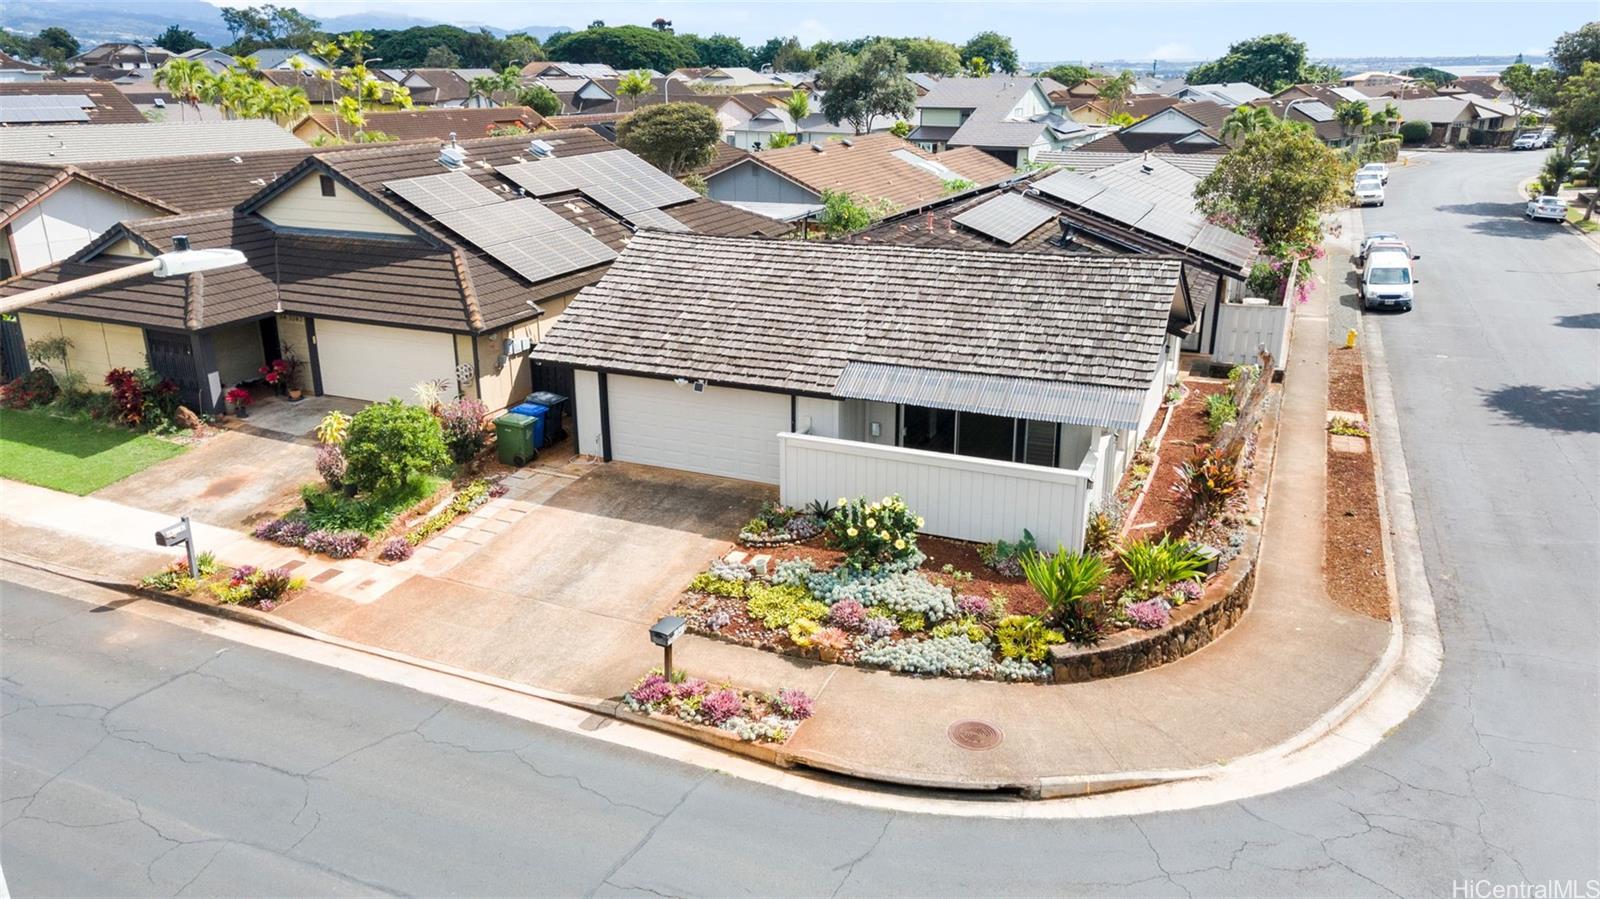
[778,432,1118,551]
[1212,301,1291,368]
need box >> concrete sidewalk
[0,264,1392,790]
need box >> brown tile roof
[747,132,1016,212]
[302,107,545,143]
[1072,130,1227,155]
[0,51,48,72]
[693,140,752,177]
[541,111,627,129]
[0,161,74,221]
[0,80,146,126]
[535,231,1183,395]
[257,69,343,104]
[1168,100,1230,129]
[399,69,473,105]
[79,147,316,214]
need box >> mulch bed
[1325,347,1391,620]
[1123,379,1233,541]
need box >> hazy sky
[215,0,1596,61]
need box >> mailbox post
[154,517,197,578]
[649,615,686,680]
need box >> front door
[146,330,202,411]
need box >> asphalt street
[2,151,1596,897]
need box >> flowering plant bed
[621,671,813,744]
[737,500,825,546]
[139,553,304,612]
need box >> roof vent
[841,138,853,147]
[230,155,242,164]
[810,143,824,153]
[153,97,165,108]
[438,144,468,169]
[529,138,555,157]
[1056,219,1077,246]
[1140,163,1154,174]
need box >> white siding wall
[9,182,162,273]
[794,396,841,437]
[779,432,1103,550]
[1212,302,1291,368]
[256,174,413,236]
[573,369,603,457]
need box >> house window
[319,175,336,197]
[1021,421,1058,467]
[901,405,955,454]
[957,412,1014,462]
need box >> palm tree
[784,90,810,140]
[268,86,310,124]
[1334,100,1372,147]
[468,75,501,107]
[1098,71,1136,117]
[1369,102,1401,137]
[232,54,260,75]
[497,65,522,103]
[339,31,373,65]
[1220,105,1277,142]
[153,58,209,121]
[615,69,653,112]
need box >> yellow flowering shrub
[825,495,921,571]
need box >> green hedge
[1398,121,1431,144]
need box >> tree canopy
[543,25,697,72]
[155,25,209,54]
[1551,22,1600,78]
[961,31,1018,74]
[681,33,750,68]
[1196,121,1353,250]
[1399,66,1458,87]
[1042,64,1093,88]
[615,102,723,175]
[1184,32,1315,93]
[1501,61,1558,119]
[517,84,561,117]
[817,40,917,134]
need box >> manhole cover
[947,720,1003,751]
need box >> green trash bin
[495,412,538,466]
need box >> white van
[1359,247,1419,311]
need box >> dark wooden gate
[146,331,203,410]
[0,317,27,381]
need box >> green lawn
[0,408,186,495]
[1566,206,1599,233]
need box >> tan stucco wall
[17,313,146,388]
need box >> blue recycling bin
[509,402,547,448]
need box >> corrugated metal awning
[832,361,1148,431]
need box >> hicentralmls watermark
[1452,881,1600,899]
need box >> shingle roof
[400,69,473,105]
[741,132,1016,211]
[1071,127,1226,156]
[1034,150,1223,177]
[0,120,307,163]
[0,160,74,221]
[534,231,1182,397]
[78,147,316,214]
[0,80,146,126]
[302,107,545,142]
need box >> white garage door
[314,319,457,403]
[607,375,789,483]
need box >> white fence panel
[778,433,1098,551]
[1212,302,1291,367]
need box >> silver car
[1525,196,1568,221]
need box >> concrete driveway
[94,395,364,530]
[275,462,774,697]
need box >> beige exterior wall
[103,237,151,258]
[17,313,146,387]
[256,173,412,236]
[9,181,163,273]
[275,314,313,392]
[211,321,265,387]
[920,107,964,127]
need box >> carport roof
[534,231,1181,406]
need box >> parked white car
[1358,162,1390,184]
[1525,196,1568,221]
[1357,231,1403,265]
[1512,133,1542,150]
[1353,176,1386,207]
[1360,248,1419,312]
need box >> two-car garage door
[314,320,457,403]
[606,375,789,484]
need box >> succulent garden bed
[138,552,305,612]
[621,671,813,744]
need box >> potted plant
[260,357,302,401]
[225,387,252,418]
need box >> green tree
[616,69,655,111]
[818,40,917,134]
[766,132,797,149]
[784,89,810,134]
[961,31,1018,74]
[817,188,892,235]
[889,119,911,138]
[1551,22,1600,79]
[543,25,696,72]
[423,45,461,68]
[616,102,723,174]
[1301,62,1343,84]
[1043,64,1093,87]
[1185,32,1312,93]
[154,25,209,54]
[32,26,79,60]
[153,58,211,122]
[964,56,989,78]
[1220,104,1278,142]
[683,33,751,67]
[1334,99,1372,143]
[1553,61,1600,220]
[1399,66,1457,87]
[499,33,544,67]
[518,84,562,117]
[1397,120,1432,144]
[902,37,962,76]
[342,401,449,496]
[1501,61,1558,123]
[1195,122,1353,249]
[1098,70,1136,115]
[468,74,502,106]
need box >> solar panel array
[499,149,699,217]
[1032,169,1256,269]
[952,192,1058,245]
[0,94,95,124]
[623,207,692,233]
[382,171,616,284]
[1296,101,1335,122]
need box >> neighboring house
[397,69,475,106]
[532,76,619,113]
[250,49,327,71]
[1254,85,1360,147]
[0,145,313,278]
[1070,100,1230,155]
[68,43,172,71]
[0,120,308,164]
[1134,74,1186,96]
[533,231,1187,549]
[909,75,1093,165]
[0,51,50,83]
[1444,76,1507,101]
[109,80,231,124]
[855,155,1268,369]
[1342,71,1415,88]
[675,66,787,89]
[704,132,1015,219]
[0,132,789,414]
[716,91,894,150]
[176,48,244,75]
[1064,94,1181,125]
[1369,94,1518,146]
[256,69,344,104]
[1032,149,1223,177]
[1174,82,1270,107]
[0,81,146,126]
[524,62,623,80]
[293,106,545,144]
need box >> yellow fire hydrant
[1346,328,1359,348]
